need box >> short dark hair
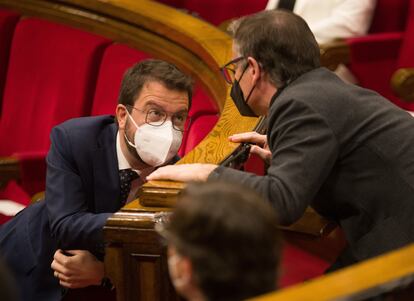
[160,182,281,301]
[229,10,320,87]
[118,59,193,109]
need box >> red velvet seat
[91,43,151,116]
[0,9,19,116]
[0,18,110,206]
[180,83,218,156]
[155,0,268,25]
[345,0,414,110]
[185,0,268,25]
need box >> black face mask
[230,65,258,117]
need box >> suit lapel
[93,123,121,213]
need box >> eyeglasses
[220,56,246,84]
[127,105,191,132]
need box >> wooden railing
[251,242,414,301]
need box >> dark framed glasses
[127,105,191,132]
[219,56,245,84]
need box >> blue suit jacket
[0,115,122,301]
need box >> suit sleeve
[45,126,112,256]
[209,98,339,225]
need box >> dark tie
[277,0,296,11]
[119,168,139,206]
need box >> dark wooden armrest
[391,68,414,102]
[0,156,21,189]
[319,39,350,71]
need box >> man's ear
[247,57,261,85]
[116,104,128,130]
[180,256,194,283]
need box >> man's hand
[51,249,104,289]
[146,163,218,182]
[229,132,271,164]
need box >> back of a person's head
[229,10,320,87]
[163,182,281,301]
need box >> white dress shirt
[116,132,154,204]
[266,0,376,44]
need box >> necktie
[119,168,139,206]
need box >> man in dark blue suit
[0,59,193,300]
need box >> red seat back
[0,9,19,116]
[92,43,151,116]
[348,0,414,110]
[397,0,414,68]
[0,18,110,156]
[369,0,409,33]
[155,0,268,25]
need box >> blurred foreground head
[157,181,281,301]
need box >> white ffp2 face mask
[125,112,182,166]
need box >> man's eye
[148,109,162,116]
[147,109,165,121]
[174,114,187,123]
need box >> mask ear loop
[244,82,257,104]
[237,60,257,105]
[124,110,139,148]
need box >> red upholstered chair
[91,43,151,116]
[321,0,414,110]
[179,83,218,156]
[184,0,268,25]
[391,0,414,105]
[0,18,110,211]
[0,9,19,117]
[369,0,409,33]
[347,0,414,110]
[155,0,268,26]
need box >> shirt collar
[116,132,141,175]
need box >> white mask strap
[124,110,139,148]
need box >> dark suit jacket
[0,115,121,301]
[210,67,414,266]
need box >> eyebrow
[144,101,189,114]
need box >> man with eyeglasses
[148,10,414,272]
[0,59,193,300]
